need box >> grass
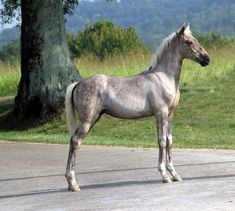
[0,47,234,149]
[0,62,20,96]
[76,47,235,85]
[2,47,235,97]
[181,47,235,85]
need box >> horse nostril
[199,54,210,66]
[202,54,210,65]
[205,56,210,64]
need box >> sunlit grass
[181,47,235,85]
[0,46,234,149]
[0,47,235,97]
[75,46,235,86]
[74,53,151,77]
[0,62,20,96]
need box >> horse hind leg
[65,121,91,192]
[65,103,103,192]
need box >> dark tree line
[67,0,235,48]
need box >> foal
[65,24,210,191]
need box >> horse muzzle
[199,54,210,67]
[196,53,210,67]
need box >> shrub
[67,20,149,60]
[195,32,235,48]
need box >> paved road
[0,141,234,210]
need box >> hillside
[0,0,235,47]
[0,26,20,47]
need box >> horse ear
[178,23,188,36]
[184,23,191,34]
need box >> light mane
[150,25,192,69]
[150,32,177,69]
[140,25,192,75]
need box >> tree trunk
[14,0,81,125]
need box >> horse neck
[151,46,183,89]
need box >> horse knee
[158,137,167,148]
[167,134,173,147]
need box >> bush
[195,32,235,48]
[67,20,149,60]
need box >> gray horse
[65,24,210,192]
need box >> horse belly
[104,96,152,119]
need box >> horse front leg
[65,122,91,192]
[166,114,182,182]
[156,111,171,183]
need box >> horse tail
[65,82,79,136]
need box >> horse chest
[168,91,180,114]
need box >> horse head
[177,24,210,67]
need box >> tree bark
[14,0,81,124]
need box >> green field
[0,47,235,149]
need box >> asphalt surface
[0,141,234,211]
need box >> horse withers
[65,24,210,192]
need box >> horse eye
[186,40,193,45]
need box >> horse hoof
[162,177,172,183]
[68,185,81,192]
[172,174,182,182]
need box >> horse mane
[150,32,177,69]
[139,25,192,75]
[139,33,177,75]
